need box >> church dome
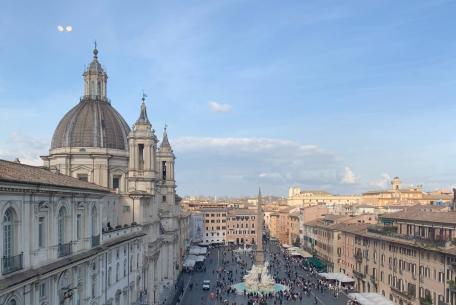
[51,98,131,150]
[51,46,131,150]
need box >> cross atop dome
[93,40,98,58]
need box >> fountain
[231,189,289,295]
[231,261,289,294]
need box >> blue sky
[1,0,456,196]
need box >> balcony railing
[368,226,450,248]
[91,234,100,247]
[2,253,23,275]
[354,252,363,262]
[58,242,72,258]
[390,285,415,300]
[80,95,110,103]
[353,270,365,278]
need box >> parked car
[202,280,210,290]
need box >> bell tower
[127,95,158,194]
[157,126,176,204]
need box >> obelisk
[255,188,265,265]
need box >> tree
[420,293,433,305]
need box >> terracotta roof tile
[0,159,109,192]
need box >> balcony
[370,275,377,283]
[353,270,365,279]
[58,242,72,258]
[368,225,397,235]
[91,234,100,247]
[2,253,23,275]
[102,224,142,244]
[390,285,415,300]
[354,252,363,262]
[80,95,110,103]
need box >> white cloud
[173,136,354,196]
[0,132,49,165]
[369,173,391,189]
[208,101,231,113]
[341,166,357,184]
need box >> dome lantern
[82,42,108,102]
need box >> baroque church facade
[0,47,189,305]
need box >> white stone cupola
[157,125,176,204]
[83,42,108,101]
[127,95,158,193]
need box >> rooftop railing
[58,242,72,258]
[2,253,23,275]
[367,225,452,248]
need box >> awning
[189,246,208,255]
[318,272,355,283]
[183,258,196,268]
[195,255,206,262]
[348,293,395,305]
[306,257,327,270]
[289,248,312,258]
[282,244,291,248]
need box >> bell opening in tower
[138,144,144,170]
[162,161,167,180]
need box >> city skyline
[1,1,456,196]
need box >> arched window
[97,81,101,96]
[58,207,66,244]
[116,262,120,281]
[91,80,95,95]
[91,206,97,237]
[3,208,14,257]
[7,299,17,305]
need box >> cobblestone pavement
[178,241,350,305]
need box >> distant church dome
[51,45,131,150]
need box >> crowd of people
[186,239,352,305]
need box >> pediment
[71,164,93,172]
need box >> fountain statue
[231,189,289,295]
